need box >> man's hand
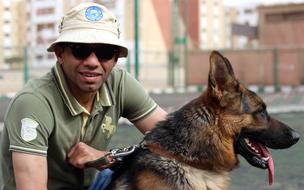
[68,142,110,169]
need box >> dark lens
[69,44,92,60]
[95,46,117,61]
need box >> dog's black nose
[291,130,300,144]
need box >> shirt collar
[52,62,115,116]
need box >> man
[0,2,167,190]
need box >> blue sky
[224,0,304,6]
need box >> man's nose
[83,52,100,67]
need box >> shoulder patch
[21,118,39,142]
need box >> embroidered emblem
[85,6,103,21]
[101,116,116,138]
[21,118,39,142]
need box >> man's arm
[68,142,109,169]
[68,106,167,169]
[133,106,167,133]
[12,152,48,190]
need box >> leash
[86,138,147,170]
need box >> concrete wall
[186,47,304,86]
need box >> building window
[214,6,220,17]
[200,17,207,28]
[37,23,55,31]
[47,54,55,59]
[201,5,207,14]
[266,11,304,22]
[37,7,55,15]
[244,9,253,14]
[36,55,43,61]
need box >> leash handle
[85,153,113,170]
[85,145,139,170]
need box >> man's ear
[114,51,120,62]
[54,45,64,64]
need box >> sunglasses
[61,43,119,61]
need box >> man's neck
[73,92,97,113]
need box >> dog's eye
[254,109,268,120]
[253,108,268,119]
[259,110,268,119]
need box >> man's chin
[85,86,100,93]
[80,83,101,93]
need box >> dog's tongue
[257,143,274,185]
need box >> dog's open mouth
[236,137,274,185]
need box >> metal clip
[110,145,138,160]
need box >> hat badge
[85,6,103,21]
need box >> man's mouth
[79,72,102,82]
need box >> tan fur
[137,171,171,190]
[183,165,229,190]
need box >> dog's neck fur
[145,92,238,172]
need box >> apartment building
[25,0,62,67]
[0,0,27,69]
[199,0,226,50]
[0,2,3,66]
[225,2,258,49]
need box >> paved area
[1,90,304,132]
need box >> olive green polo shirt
[0,62,157,190]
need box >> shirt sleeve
[120,71,157,122]
[5,92,54,156]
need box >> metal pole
[170,0,179,87]
[23,47,29,85]
[184,0,188,87]
[134,0,139,80]
[127,52,131,73]
[273,48,280,92]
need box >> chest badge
[101,116,116,138]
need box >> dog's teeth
[262,156,270,161]
[252,147,258,152]
[245,138,250,144]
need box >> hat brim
[47,29,128,58]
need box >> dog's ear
[208,51,239,105]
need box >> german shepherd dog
[107,51,300,190]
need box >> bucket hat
[47,2,128,58]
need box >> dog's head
[207,51,300,184]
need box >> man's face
[55,43,118,95]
